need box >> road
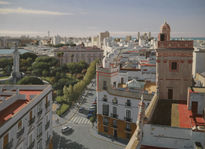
[52,79,125,149]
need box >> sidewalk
[89,123,127,148]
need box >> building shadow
[53,131,89,149]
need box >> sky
[0,0,205,37]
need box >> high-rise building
[0,85,53,149]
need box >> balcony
[4,139,13,149]
[103,121,109,126]
[45,101,50,109]
[125,102,131,107]
[37,132,42,139]
[102,98,107,102]
[28,116,35,126]
[102,112,109,116]
[124,117,132,122]
[17,127,24,138]
[37,109,42,116]
[125,127,132,132]
[110,113,118,119]
[27,140,35,149]
[45,121,50,130]
[112,124,117,128]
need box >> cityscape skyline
[0,0,205,37]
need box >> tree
[57,52,64,66]
[17,76,44,85]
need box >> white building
[0,85,53,149]
[192,48,205,77]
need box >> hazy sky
[0,0,205,37]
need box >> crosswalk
[69,116,92,125]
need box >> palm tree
[57,52,64,66]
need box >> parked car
[79,107,84,113]
[61,125,72,133]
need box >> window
[113,107,117,115]
[37,101,42,116]
[102,104,109,116]
[113,120,117,127]
[171,62,177,70]
[37,123,42,138]
[103,95,107,102]
[28,134,32,146]
[29,111,32,121]
[103,117,109,125]
[126,100,131,106]
[37,140,42,149]
[3,133,9,148]
[103,81,107,90]
[160,34,165,41]
[126,110,131,119]
[18,120,22,130]
[112,97,118,104]
[126,123,131,130]
[104,126,108,132]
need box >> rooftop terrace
[150,100,205,130]
[0,85,48,126]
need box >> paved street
[52,79,126,149]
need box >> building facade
[96,65,153,141]
[0,85,53,149]
[54,44,103,64]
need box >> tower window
[171,62,177,70]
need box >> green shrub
[56,103,70,116]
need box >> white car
[61,125,72,133]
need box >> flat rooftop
[0,86,46,126]
[150,100,205,129]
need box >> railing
[37,109,42,116]
[111,113,118,119]
[103,98,107,102]
[102,112,109,116]
[45,101,50,109]
[112,124,117,128]
[125,127,132,132]
[45,121,50,130]
[103,121,109,126]
[27,140,35,149]
[17,127,24,138]
[125,102,131,107]
[28,116,35,126]
[4,139,13,149]
[124,117,132,122]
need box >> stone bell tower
[156,22,194,101]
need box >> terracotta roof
[0,90,42,126]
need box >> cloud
[0,30,45,36]
[0,7,73,15]
[0,1,10,5]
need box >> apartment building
[96,65,153,141]
[0,85,52,149]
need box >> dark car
[79,107,84,113]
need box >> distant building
[54,44,103,64]
[192,48,205,77]
[0,85,53,149]
[99,31,110,48]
